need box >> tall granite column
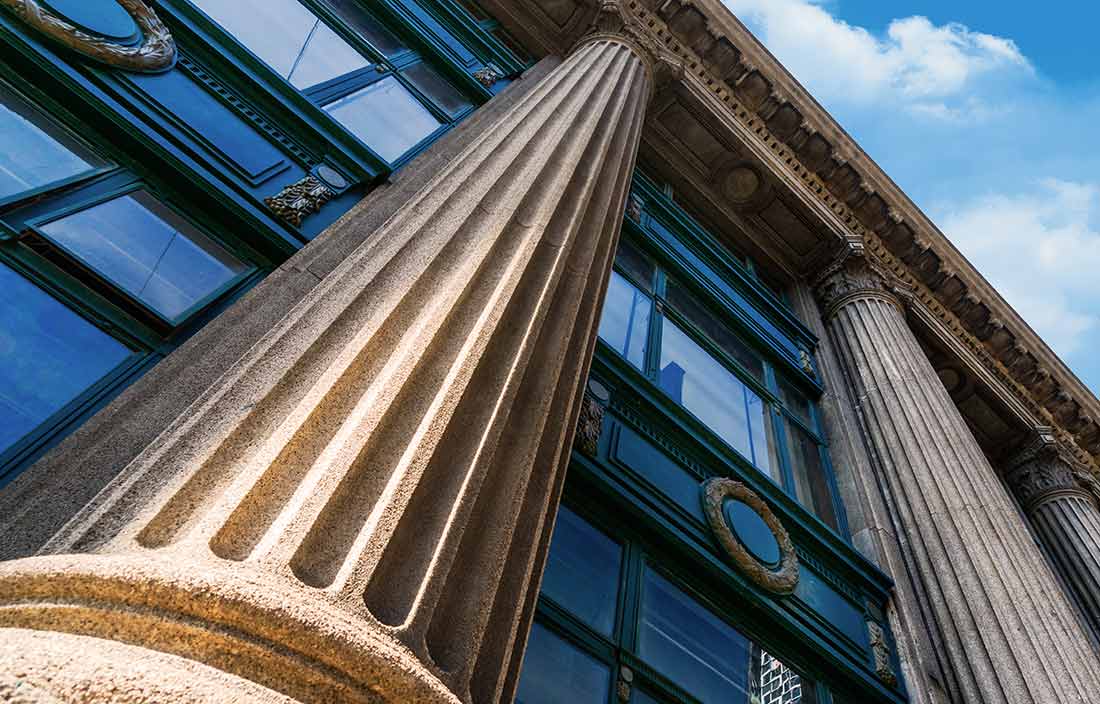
[816,244,1100,704]
[1005,428,1100,647]
[0,11,654,704]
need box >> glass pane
[541,506,621,637]
[0,84,107,201]
[633,691,662,704]
[597,270,650,370]
[785,419,839,531]
[638,569,816,704]
[39,192,249,323]
[324,76,442,162]
[777,377,814,429]
[190,0,368,89]
[659,320,777,481]
[401,62,473,117]
[515,623,611,704]
[0,263,132,456]
[614,240,655,293]
[751,647,820,704]
[325,0,408,56]
[665,279,764,382]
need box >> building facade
[2,1,1100,703]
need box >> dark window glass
[777,377,814,429]
[541,507,621,637]
[638,569,816,704]
[659,319,777,482]
[614,239,655,293]
[666,279,763,382]
[38,192,249,323]
[515,623,611,704]
[323,76,442,161]
[0,263,132,456]
[0,84,108,201]
[633,691,661,704]
[326,0,409,56]
[190,0,368,90]
[785,420,839,531]
[401,63,474,117]
[598,271,650,370]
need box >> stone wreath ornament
[1,0,176,72]
[702,477,800,595]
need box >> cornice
[611,0,1100,469]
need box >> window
[189,0,474,164]
[596,238,842,533]
[0,82,260,483]
[517,507,832,704]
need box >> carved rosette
[813,241,903,320]
[1,0,175,72]
[1005,428,1093,508]
[867,620,899,687]
[701,478,799,595]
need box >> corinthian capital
[576,0,664,82]
[812,238,902,319]
[1005,427,1093,508]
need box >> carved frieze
[1,0,175,72]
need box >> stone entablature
[480,0,1100,474]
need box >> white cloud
[724,0,1032,118]
[937,179,1100,358]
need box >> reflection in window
[638,569,816,704]
[541,507,621,637]
[0,84,107,201]
[659,320,777,482]
[666,279,763,382]
[401,63,473,117]
[323,77,442,162]
[0,263,132,457]
[598,271,650,371]
[39,192,249,322]
[515,623,611,704]
[189,0,368,90]
[326,0,408,56]
[785,420,838,531]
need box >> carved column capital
[575,0,664,90]
[1005,427,1092,509]
[812,239,903,320]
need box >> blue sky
[724,0,1100,393]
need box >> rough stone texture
[816,247,1100,703]
[0,32,651,704]
[1004,430,1100,647]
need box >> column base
[0,554,459,704]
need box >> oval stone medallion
[41,0,140,42]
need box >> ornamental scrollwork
[867,620,899,687]
[0,0,176,72]
[1005,427,1090,508]
[472,65,502,89]
[574,391,605,457]
[264,176,336,228]
[812,239,903,320]
[701,478,799,595]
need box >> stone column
[1005,428,1100,646]
[815,244,1100,704]
[0,12,654,704]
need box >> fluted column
[1005,428,1100,647]
[0,13,653,704]
[816,244,1100,704]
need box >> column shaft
[1005,436,1100,646]
[0,33,651,704]
[818,252,1100,704]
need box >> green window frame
[167,0,501,168]
[596,236,847,537]
[516,502,845,704]
[0,79,271,485]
